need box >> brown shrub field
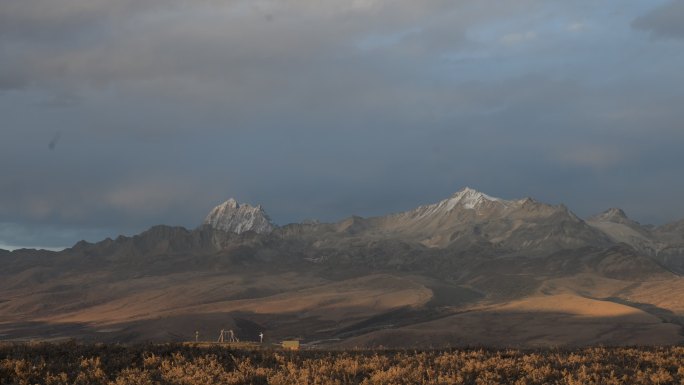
[1,342,684,385]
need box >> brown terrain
[1,188,683,347]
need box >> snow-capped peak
[445,187,505,210]
[385,187,508,222]
[203,199,274,234]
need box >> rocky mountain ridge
[22,187,679,276]
[203,198,275,234]
[1,187,684,346]
[5,188,684,267]
[366,187,607,252]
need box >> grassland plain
[1,342,684,384]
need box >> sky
[1,0,684,249]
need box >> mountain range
[1,187,684,347]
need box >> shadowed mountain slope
[1,188,683,347]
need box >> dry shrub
[1,343,684,385]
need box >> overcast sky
[2,0,684,249]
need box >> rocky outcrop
[203,198,275,234]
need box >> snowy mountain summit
[203,198,275,234]
[444,187,507,210]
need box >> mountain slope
[1,187,683,347]
[355,188,611,254]
[653,219,684,273]
[587,208,657,253]
[587,208,684,273]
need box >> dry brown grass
[1,342,684,385]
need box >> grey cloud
[632,1,684,39]
[0,0,538,95]
[2,0,684,248]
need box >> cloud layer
[2,0,684,247]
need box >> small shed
[281,340,300,350]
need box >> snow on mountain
[371,187,607,251]
[443,187,508,210]
[203,198,275,234]
[400,187,510,221]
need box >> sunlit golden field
[2,342,684,385]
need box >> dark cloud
[1,1,684,248]
[632,1,684,39]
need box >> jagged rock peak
[590,208,631,224]
[445,187,507,210]
[203,198,275,234]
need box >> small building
[281,340,300,350]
